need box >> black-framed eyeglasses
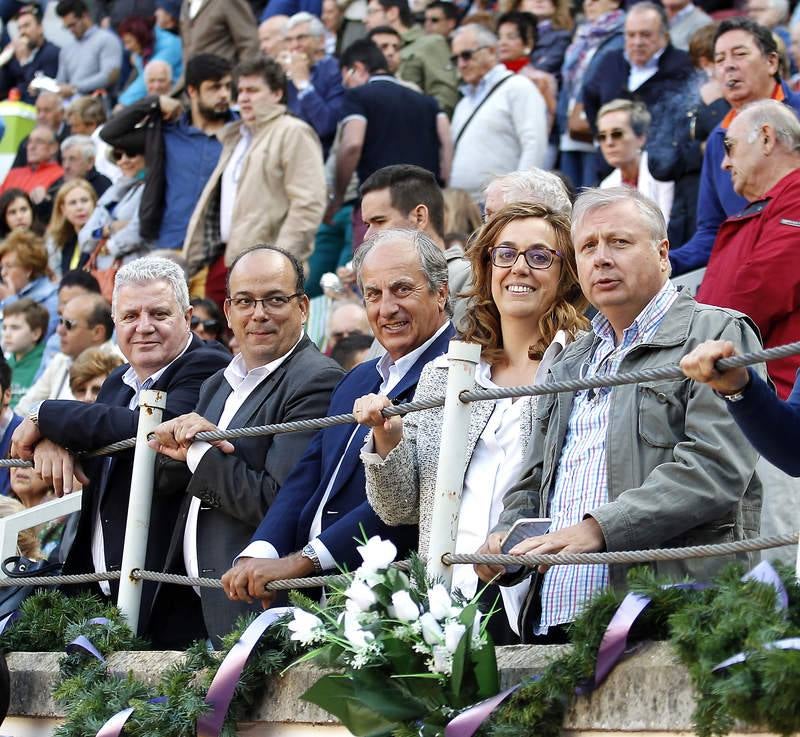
[490,245,561,270]
[226,293,303,312]
[191,317,222,331]
[449,46,488,64]
[596,129,626,144]
[58,316,81,331]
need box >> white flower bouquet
[286,536,500,737]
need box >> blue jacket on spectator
[0,40,60,103]
[530,21,572,79]
[261,0,320,21]
[670,81,800,275]
[118,26,183,107]
[0,276,58,338]
[286,54,344,157]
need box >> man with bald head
[144,60,173,96]
[258,15,288,57]
[148,245,343,645]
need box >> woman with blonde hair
[442,187,482,251]
[69,347,125,403]
[354,202,588,643]
[45,179,97,278]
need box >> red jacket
[697,167,800,399]
[1,160,63,195]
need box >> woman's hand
[353,393,403,458]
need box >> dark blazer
[249,323,456,572]
[0,40,60,104]
[155,335,343,644]
[38,335,230,635]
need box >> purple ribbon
[713,637,800,672]
[594,592,651,686]
[0,610,20,636]
[65,617,113,662]
[94,697,168,737]
[445,683,524,737]
[741,561,788,611]
[197,606,294,737]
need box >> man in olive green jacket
[476,187,765,642]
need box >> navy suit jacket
[38,335,230,633]
[250,323,456,571]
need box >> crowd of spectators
[0,0,796,648]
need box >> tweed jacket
[363,335,568,560]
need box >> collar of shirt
[222,331,303,391]
[121,333,193,396]
[459,64,510,99]
[375,320,451,394]
[591,279,678,353]
[624,45,666,72]
[368,74,406,86]
[471,329,569,389]
[189,0,205,19]
[671,3,696,22]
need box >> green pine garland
[3,563,800,737]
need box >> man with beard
[99,54,235,249]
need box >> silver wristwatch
[301,543,323,572]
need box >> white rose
[427,584,456,621]
[391,590,420,622]
[344,609,375,650]
[345,579,377,611]
[287,609,324,645]
[443,621,466,654]
[356,536,398,573]
[419,611,444,645]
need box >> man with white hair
[144,59,173,96]
[280,11,344,156]
[10,257,230,640]
[449,24,548,203]
[483,168,572,222]
[60,134,111,197]
[258,14,289,57]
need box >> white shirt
[92,334,193,596]
[181,336,302,593]
[236,320,452,567]
[625,46,666,92]
[220,127,252,243]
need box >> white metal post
[796,532,800,583]
[427,340,481,587]
[117,389,167,632]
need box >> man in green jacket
[2,299,49,410]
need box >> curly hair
[460,202,588,364]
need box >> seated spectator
[0,4,60,104]
[280,12,345,157]
[357,202,588,643]
[68,345,124,402]
[55,0,123,98]
[2,298,49,408]
[16,292,115,413]
[325,300,371,353]
[9,466,64,559]
[101,54,234,250]
[0,496,41,558]
[475,188,764,643]
[747,0,792,69]
[512,0,573,77]
[663,0,712,52]
[1,127,65,213]
[79,144,150,269]
[423,1,459,39]
[331,332,373,369]
[45,179,97,278]
[442,187,482,250]
[0,189,43,238]
[449,24,548,202]
[117,15,183,106]
[258,14,289,57]
[142,59,174,96]
[0,230,58,336]
[154,0,180,35]
[189,297,226,345]
[11,92,71,170]
[64,97,118,184]
[483,167,572,222]
[0,356,21,496]
[60,135,111,199]
[184,56,326,307]
[597,99,674,226]
[364,0,458,117]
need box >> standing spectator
[258,15,289,57]
[423,1,458,39]
[55,0,123,98]
[364,0,458,116]
[327,41,450,241]
[79,144,150,269]
[367,26,412,81]
[556,0,625,190]
[746,0,791,62]
[449,24,548,202]
[45,179,97,277]
[60,135,111,198]
[0,357,22,497]
[100,54,234,250]
[281,12,345,157]
[0,230,58,337]
[2,298,48,408]
[663,0,712,52]
[2,127,64,202]
[321,0,344,56]
[0,4,60,104]
[581,2,693,139]
[179,0,259,75]
[68,346,124,402]
[118,15,183,106]
[597,99,673,226]
[670,18,800,275]
[183,56,326,306]
[513,0,573,78]
[0,189,42,238]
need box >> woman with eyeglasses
[78,144,150,272]
[353,202,588,643]
[596,99,674,227]
[45,179,97,279]
[190,297,228,347]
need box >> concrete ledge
[0,643,780,732]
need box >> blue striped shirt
[537,280,678,632]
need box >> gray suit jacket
[158,335,344,643]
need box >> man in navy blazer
[10,257,230,637]
[222,229,456,605]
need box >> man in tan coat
[183,56,326,304]
[180,0,260,73]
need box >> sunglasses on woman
[596,129,626,144]
[191,317,221,331]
